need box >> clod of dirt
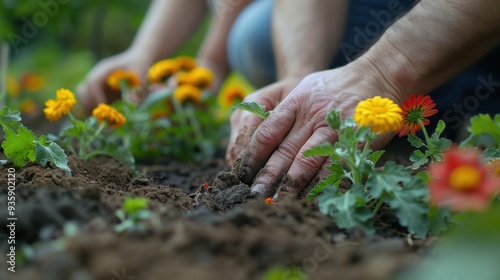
[214,184,255,210]
[211,171,241,190]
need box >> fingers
[225,81,292,167]
[249,126,333,199]
[239,103,296,184]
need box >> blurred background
[0,0,250,122]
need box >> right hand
[77,49,152,113]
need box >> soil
[0,137,429,280]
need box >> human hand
[226,78,302,167]
[237,62,407,199]
[77,49,152,113]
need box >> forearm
[197,0,252,78]
[130,0,208,64]
[357,0,500,102]
[272,0,348,80]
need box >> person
[228,0,500,200]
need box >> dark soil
[0,146,428,280]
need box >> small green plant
[114,197,152,233]
[0,106,70,174]
[305,109,430,237]
[262,266,309,280]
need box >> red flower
[429,147,500,211]
[396,94,438,137]
[203,183,209,189]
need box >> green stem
[80,121,107,160]
[119,79,130,101]
[417,119,431,148]
[171,97,193,151]
[352,138,372,185]
[372,193,386,216]
[185,104,209,158]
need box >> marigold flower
[107,70,140,91]
[220,85,246,107]
[395,94,438,137]
[173,84,202,104]
[188,67,214,89]
[175,56,197,72]
[44,88,77,122]
[92,103,127,128]
[353,96,403,134]
[429,147,500,211]
[147,59,180,84]
[20,72,45,92]
[176,72,193,86]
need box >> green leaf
[1,126,36,167]
[435,138,452,152]
[307,162,345,201]
[303,142,335,157]
[468,114,500,147]
[123,197,149,215]
[367,161,411,198]
[138,88,172,111]
[318,185,374,234]
[35,135,71,175]
[482,148,500,163]
[410,150,429,169]
[408,134,424,148]
[368,150,385,166]
[435,119,446,134]
[428,207,453,236]
[387,176,429,237]
[263,267,309,280]
[233,101,270,119]
[0,106,22,132]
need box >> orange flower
[173,84,202,104]
[396,94,438,137]
[188,67,214,89]
[20,72,45,92]
[220,85,246,107]
[264,197,275,204]
[175,56,197,72]
[429,147,500,211]
[92,103,126,128]
[107,70,140,91]
[148,59,180,84]
[176,72,193,86]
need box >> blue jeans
[227,0,417,87]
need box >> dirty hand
[226,78,302,167]
[237,62,404,199]
[77,49,151,113]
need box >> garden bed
[0,152,430,280]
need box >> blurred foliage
[0,1,210,110]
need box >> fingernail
[251,184,266,194]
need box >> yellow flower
[173,84,202,104]
[6,75,21,97]
[220,85,246,107]
[19,98,39,116]
[353,96,403,134]
[176,72,193,86]
[107,70,140,91]
[44,88,77,122]
[188,67,214,89]
[175,56,197,72]
[92,103,126,128]
[147,59,180,84]
[21,72,45,92]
